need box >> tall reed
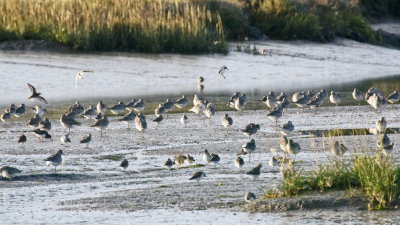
[0,0,227,53]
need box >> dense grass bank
[265,154,400,210]
[0,0,390,53]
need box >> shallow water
[1,39,400,107]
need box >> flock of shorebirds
[0,66,398,203]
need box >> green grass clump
[354,154,400,209]
[0,0,227,53]
[265,154,400,210]
[96,154,124,161]
[240,0,381,43]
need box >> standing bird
[91,115,109,136]
[267,106,283,127]
[44,150,63,173]
[244,192,256,203]
[217,65,228,79]
[18,134,27,144]
[175,95,189,109]
[120,159,129,171]
[163,99,175,113]
[281,121,294,136]
[180,114,188,126]
[164,158,175,170]
[286,139,301,155]
[32,106,47,119]
[132,98,145,112]
[60,134,71,144]
[135,113,147,132]
[241,123,260,138]
[0,166,22,180]
[238,139,256,162]
[27,114,41,128]
[153,114,163,126]
[234,95,247,112]
[331,141,348,157]
[376,117,387,133]
[110,101,126,116]
[209,153,220,164]
[1,109,11,122]
[221,114,233,131]
[83,106,97,120]
[387,91,400,104]
[119,111,136,129]
[39,118,51,132]
[96,101,108,114]
[352,88,364,105]
[269,156,279,167]
[246,163,262,179]
[60,114,81,133]
[27,83,48,104]
[189,171,206,181]
[80,133,92,148]
[203,149,212,162]
[280,135,289,154]
[14,104,26,118]
[329,91,341,106]
[234,156,244,168]
[204,103,215,121]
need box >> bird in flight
[217,65,228,79]
[27,83,48,104]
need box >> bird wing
[27,83,37,94]
[36,95,48,104]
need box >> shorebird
[185,154,196,164]
[164,158,175,170]
[281,121,294,136]
[67,102,84,116]
[125,98,138,111]
[96,101,108,114]
[198,76,204,83]
[27,83,48,104]
[83,106,97,120]
[14,104,26,117]
[234,156,244,168]
[60,134,71,144]
[180,114,188,126]
[244,192,256,203]
[387,91,400,104]
[280,135,288,154]
[27,114,41,128]
[32,129,52,141]
[234,95,247,112]
[221,114,233,131]
[119,111,136,129]
[80,133,92,148]
[32,106,47,119]
[376,133,390,149]
[331,141,348,157]
[209,153,220,164]
[260,94,277,109]
[376,117,387,133]
[217,65,228,79]
[366,93,386,109]
[329,91,341,106]
[135,112,147,132]
[267,106,283,126]
[120,159,129,171]
[153,115,163,126]
[44,150,63,173]
[60,114,81,133]
[203,149,212,162]
[8,104,16,115]
[381,143,395,154]
[238,139,256,162]
[39,118,51,132]
[189,171,206,181]
[241,123,260,138]
[276,92,287,105]
[0,166,22,180]
[91,115,109,136]
[227,92,241,109]
[292,92,309,109]
[204,103,215,121]
[163,99,175,113]
[175,95,189,109]
[132,98,145,112]
[269,156,279,167]
[352,88,364,105]
[18,134,27,144]
[286,139,301,155]
[246,163,262,179]
[110,101,126,115]
[1,109,11,122]
[155,103,166,116]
